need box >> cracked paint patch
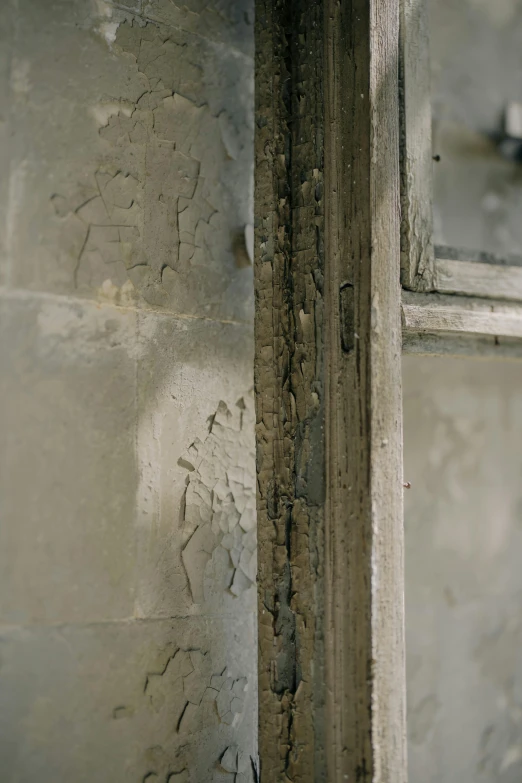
[220,744,250,774]
[140,745,190,783]
[179,396,257,603]
[57,17,252,316]
[142,770,188,783]
[219,744,258,782]
[145,648,217,734]
[213,671,248,726]
[144,647,250,737]
[139,0,254,55]
[50,167,141,304]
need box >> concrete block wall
[0,1,256,781]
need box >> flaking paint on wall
[0,0,257,780]
[179,398,257,603]
[51,11,254,320]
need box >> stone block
[135,310,256,619]
[0,615,257,782]
[7,0,254,323]
[0,294,137,624]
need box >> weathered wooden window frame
[255,1,522,781]
[255,1,406,780]
[400,0,522,358]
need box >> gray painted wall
[430,0,522,256]
[404,357,522,782]
[405,3,522,779]
[0,1,256,781]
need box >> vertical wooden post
[255,1,406,780]
[399,0,435,290]
[324,1,407,780]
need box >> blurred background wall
[404,0,522,780]
[0,1,257,781]
[404,357,522,783]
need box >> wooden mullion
[399,0,435,291]
[255,2,406,780]
[433,246,522,302]
[324,1,406,780]
[403,303,522,338]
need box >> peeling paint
[90,102,134,128]
[220,744,250,773]
[96,277,138,306]
[57,16,253,317]
[0,0,256,781]
[50,167,141,292]
[100,20,120,44]
[180,397,256,603]
[141,743,193,783]
[255,2,325,776]
[143,646,250,739]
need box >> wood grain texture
[403,332,522,358]
[255,1,326,779]
[324,0,406,780]
[255,0,406,781]
[434,257,522,302]
[403,303,522,337]
[402,292,522,357]
[435,245,522,268]
[399,0,435,291]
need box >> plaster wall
[0,1,257,781]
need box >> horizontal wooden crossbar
[434,246,522,302]
[402,293,522,357]
[402,304,522,338]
